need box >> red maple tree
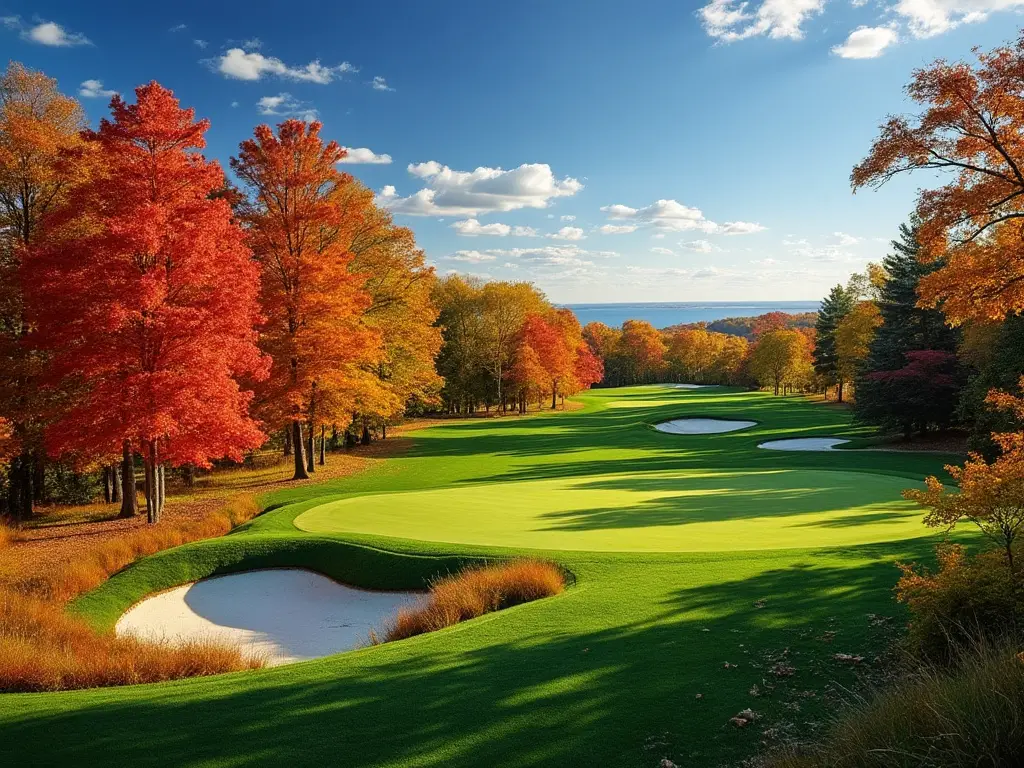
[24,82,267,521]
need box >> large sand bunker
[654,418,756,434]
[664,384,717,389]
[115,568,425,665]
[758,438,850,451]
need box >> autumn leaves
[1,67,441,518]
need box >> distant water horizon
[561,301,820,329]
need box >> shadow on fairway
[2,542,938,768]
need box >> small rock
[723,661,738,669]
[695,693,704,699]
[659,760,678,768]
[749,684,761,697]
[729,717,749,728]
[833,653,864,664]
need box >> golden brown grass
[381,559,565,642]
[16,494,262,603]
[0,520,16,550]
[0,587,264,692]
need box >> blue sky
[3,1,1020,303]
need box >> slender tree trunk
[144,452,154,525]
[318,424,326,466]
[119,440,138,518]
[103,466,113,503]
[381,423,387,440]
[158,464,165,521]
[837,379,844,404]
[292,421,309,480]
[552,384,557,410]
[361,423,371,446]
[306,420,316,473]
[182,464,195,489]
[111,463,122,503]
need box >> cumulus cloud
[217,48,357,83]
[379,162,583,217]
[560,215,576,222]
[371,76,394,92]
[892,0,1024,38]
[79,80,117,99]
[679,239,720,253]
[448,250,498,263]
[832,25,898,58]
[549,226,585,241]
[601,198,764,235]
[194,39,208,49]
[169,23,187,32]
[699,0,825,42]
[338,147,392,164]
[451,219,512,236]
[651,247,676,255]
[599,224,638,234]
[2,17,91,46]
[256,93,318,122]
[833,231,861,246]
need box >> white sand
[758,438,851,451]
[654,418,757,434]
[115,568,425,666]
[664,384,716,389]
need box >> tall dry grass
[0,520,16,550]
[381,559,565,642]
[19,494,261,603]
[0,588,264,692]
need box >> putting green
[295,468,929,551]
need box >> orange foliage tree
[852,34,1024,324]
[232,120,380,479]
[0,62,87,519]
[25,83,267,522]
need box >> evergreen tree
[813,284,855,401]
[855,222,961,436]
[958,315,1024,459]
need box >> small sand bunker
[758,438,850,451]
[664,384,716,389]
[654,418,756,435]
[116,568,425,666]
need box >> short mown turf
[0,387,969,767]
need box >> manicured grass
[0,386,969,767]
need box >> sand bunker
[664,384,716,389]
[654,418,756,434]
[758,438,850,451]
[115,568,425,666]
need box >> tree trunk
[291,421,309,480]
[103,466,113,503]
[381,423,387,440]
[8,451,34,521]
[283,427,292,457]
[552,384,557,410]
[119,441,138,518]
[158,464,166,520]
[361,424,371,446]
[182,464,195,489]
[111,463,122,503]
[306,421,316,473]
[144,453,154,525]
[837,379,845,404]
[318,424,326,466]
[32,450,45,504]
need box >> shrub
[895,544,1022,664]
[767,642,1024,768]
[18,493,262,603]
[381,559,565,642]
[0,588,264,692]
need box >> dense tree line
[0,65,444,520]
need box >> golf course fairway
[0,386,967,767]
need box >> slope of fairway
[0,386,969,768]
[297,468,929,551]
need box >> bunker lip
[758,438,851,451]
[653,418,757,435]
[115,568,426,666]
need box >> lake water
[562,301,820,329]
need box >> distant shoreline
[560,301,820,330]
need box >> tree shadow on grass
[1,544,940,768]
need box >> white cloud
[599,224,638,234]
[549,226,585,241]
[699,0,825,42]
[338,147,393,165]
[679,239,720,253]
[451,219,512,237]
[651,247,676,255]
[242,38,263,50]
[783,237,809,246]
[560,215,576,222]
[719,221,767,235]
[751,257,778,266]
[257,93,318,122]
[230,101,240,108]
[371,76,395,92]
[833,231,861,246]
[693,267,723,279]
[448,251,498,263]
[513,226,540,237]
[832,25,898,58]
[503,262,519,269]
[194,39,208,49]
[893,0,1023,38]
[169,23,187,32]
[3,17,91,46]
[379,162,583,217]
[217,48,356,83]
[79,80,117,99]
[601,199,765,235]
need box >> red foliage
[866,350,957,387]
[751,311,790,338]
[24,82,267,467]
[573,342,604,391]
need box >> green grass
[0,386,971,767]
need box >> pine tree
[813,284,855,401]
[855,222,961,436]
